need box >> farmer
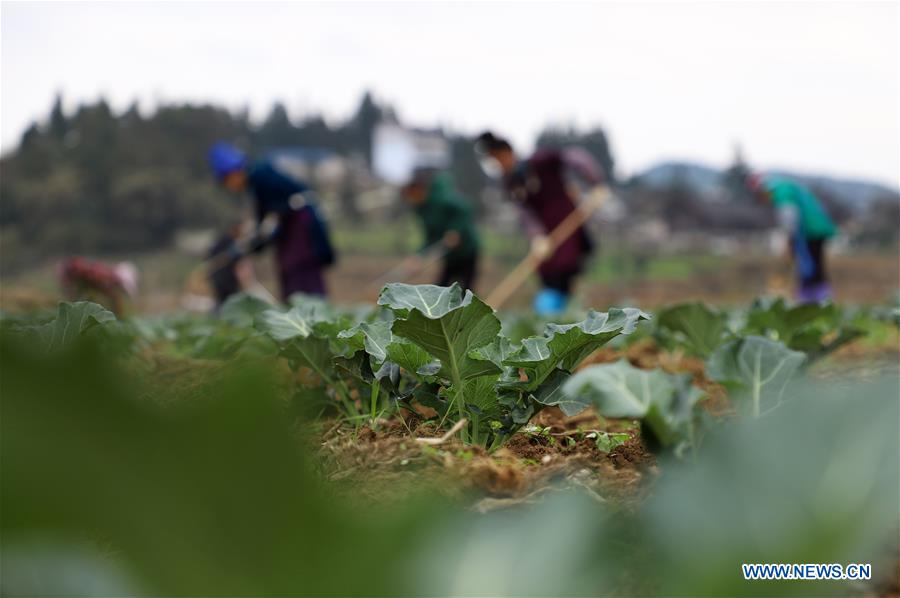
[207,142,335,301]
[401,169,480,290]
[475,131,604,314]
[748,173,837,303]
[59,257,138,315]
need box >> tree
[536,124,616,185]
[256,102,298,148]
[349,91,382,166]
[722,144,753,203]
[48,93,69,140]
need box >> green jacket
[765,177,837,239]
[415,172,480,264]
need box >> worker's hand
[259,214,279,238]
[529,235,552,261]
[583,185,609,208]
[442,230,461,249]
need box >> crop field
[2,284,898,597]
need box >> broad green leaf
[707,336,805,417]
[377,283,467,319]
[460,376,502,418]
[655,302,728,358]
[333,350,398,388]
[35,301,116,351]
[254,303,347,346]
[741,298,868,362]
[563,359,674,419]
[745,298,832,341]
[333,351,376,382]
[337,321,392,363]
[287,295,352,339]
[504,308,648,390]
[563,360,703,449]
[385,339,441,377]
[287,293,331,313]
[254,308,316,341]
[254,307,340,383]
[218,293,273,328]
[468,336,515,369]
[646,373,704,450]
[379,283,501,382]
[531,368,590,417]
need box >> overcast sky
[2,1,897,186]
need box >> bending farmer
[748,173,837,303]
[207,143,336,301]
[59,257,138,315]
[475,131,604,314]
[401,169,480,291]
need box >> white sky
[2,1,898,186]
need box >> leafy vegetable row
[254,283,649,448]
[6,288,892,455]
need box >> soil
[315,400,658,513]
[3,250,897,313]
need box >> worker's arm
[240,211,280,254]
[440,199,475,251]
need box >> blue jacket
[247,161,310,222]
[246,160,335,267]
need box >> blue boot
[534,288,568,316]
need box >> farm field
[2,231,898,313]
[3,2,898,596]
[2,284,898,596]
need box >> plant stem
[453,383,468,443]
[370,380,380,422]
[439,319,469,443]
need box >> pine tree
[48,93,68,139]
[722,143,753,202]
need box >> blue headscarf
[208,142,246,181]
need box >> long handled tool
[486,186,612,309]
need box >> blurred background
[1,1,898,311]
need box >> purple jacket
[504,148,603,276]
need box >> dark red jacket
[503,148,602,276]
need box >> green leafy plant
[654,301,730,358]
[253,301,361,418]
[706,335,805,417]
[30,301,116,350]
[376,283,648,447]
[563,359,704,455]
[743,298,864,361]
